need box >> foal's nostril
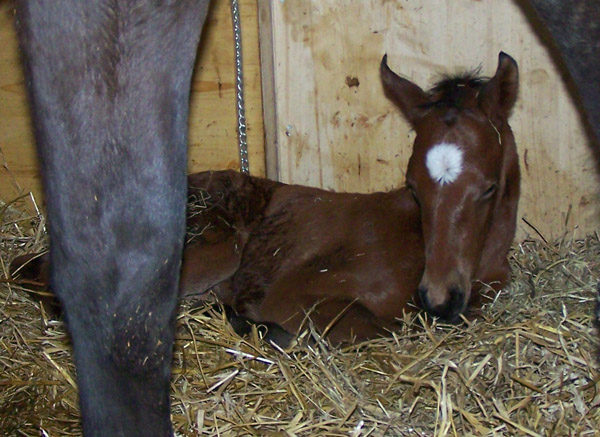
[448,286,465,311]
[419,284,466,322]
[417,286,430,308]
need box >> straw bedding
[1,193,598,436]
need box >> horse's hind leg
[15,1,209,435]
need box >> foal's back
[235,184,424,342]
[185,170,423,344]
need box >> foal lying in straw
[180,52,521,345]
[12,53,520,346]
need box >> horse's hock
[0,0,598,436]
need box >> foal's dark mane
[425,71,487,110]
[421,70,488,125]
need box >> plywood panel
[263,0,600,240]
[188,0,265,175]
[0,4,40,202]
[0,0,264,208]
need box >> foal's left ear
[478,52,519,120]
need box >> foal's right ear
[380,55,429,126]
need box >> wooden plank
[0,3,41,204]
[267,0,600,240]
[188,0,265,176]
[0,0,265,208]
[258,1,279,180]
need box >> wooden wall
[2,1,599,241]
[259,0,600,241]
[0,0,265,206]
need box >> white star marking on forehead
[425,143,464,185]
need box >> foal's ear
[381,55,429,126]
[478,52,519,120]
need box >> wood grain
[0,0,265,208]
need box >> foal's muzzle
[418,285,466,323]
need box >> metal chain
[230,0,249,174]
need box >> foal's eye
[408,186,420,206]
[480,183,497,201]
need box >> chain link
[230,0,249,174]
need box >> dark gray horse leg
[15,1,209,435]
